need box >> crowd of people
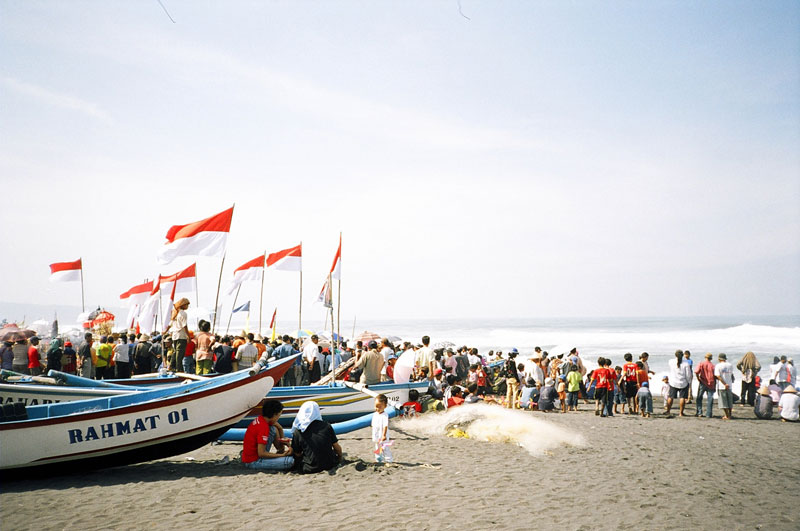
[3,304,799,473]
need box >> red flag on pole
[157,207,233,265]
[266,244,302,271]
[49,259,82,282]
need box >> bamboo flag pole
[212,203,234,335]
[298,241,303,335]
[194,265,200,329]
[211,253,226,334]
[329,272,336,379]
[79,257,85,313]
[226,284,241,335]
[258,250,266,338]
[336,232,342,351]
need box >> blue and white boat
[0,356,294,476]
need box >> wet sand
[2,403,798,531]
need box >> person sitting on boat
[291,401,342,473]
[241,399,294,471]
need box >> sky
[1,1,799,326]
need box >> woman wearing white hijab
[291,401,342,473]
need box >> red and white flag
[120,280,153,300]
[159,263,197,296]
[269,307,277,329]
[49,259,82,282]
[227,254,265,295]
[329,234,341,280]
[266,243,302,272]
[121,279,155,328]
[157,206,234,265]
[138,281,162,335]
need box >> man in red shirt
[27,337,42,376]
[694,352,716,418]
[242,399,294,471]
[622,353,639,414]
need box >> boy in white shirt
[714,353,735,420]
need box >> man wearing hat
[714,353,735,420]
[778,384,799,422]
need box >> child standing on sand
[372,394,392,463]
[661,376,671,412]
[557,375,567,413]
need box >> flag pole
[336,231,342,351]
[329,273,336,380]
[298,241,303,335]
[226,284,241,335]
[194,264,200,329]
[79,258,85,312]
[212,253,226,334]
[258,250,266,338]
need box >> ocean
[335,315,800,376]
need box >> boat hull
[0,358,294,476]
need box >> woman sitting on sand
[291,401,343,473]
[753,386,773,420]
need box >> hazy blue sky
[1,1,798,324]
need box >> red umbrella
[0,326,36,342]
[90,311,115,328]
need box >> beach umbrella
[385,335,403,344]
[353,331,381,344]
[392,349,417,384]
[90,311,115,327]
[433,341,455,349]
[0,326,36,342]
[295,329,315,338]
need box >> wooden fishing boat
[0,369,429,429]
[0,356,294,477]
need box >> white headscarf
[292,401,322,433]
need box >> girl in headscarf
[291,401,342,473]
[46,338,63,373]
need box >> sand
[2,403,798,531]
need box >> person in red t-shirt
[591,357,615,417]
[242,399,294,471]
[622,353,640,414]
[27,337,42,376]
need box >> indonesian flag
[159,263,197,295]
[266,244,302,272]
[121,280,155,328]
[227,254,265,295]
[330,234,341,280]
[120,280,153,300]
[317,276,333,309]
[157,206,234,265]
[138,282,161,335]
[49,259,82,282]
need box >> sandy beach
[2,402,798,531]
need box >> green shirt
[567,370,582,393]
[96,343,112,367]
